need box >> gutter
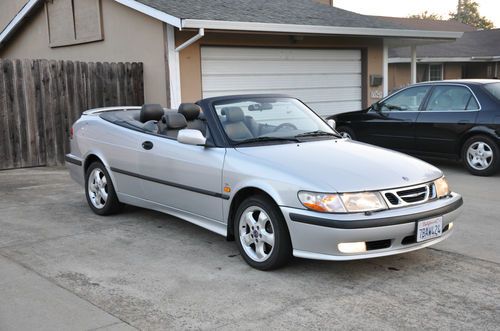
[181,19,463,40]
[175,28,205,52]
[390,56,500,64]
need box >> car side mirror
[177,129,207,146]
[327,119,336,130]
[372,102,381,112]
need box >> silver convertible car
[66,95,463,270]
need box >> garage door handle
[142,141,153,150]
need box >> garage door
[201,47,362,116]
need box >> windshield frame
[208,95,337,147]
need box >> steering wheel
[273,123,297,132]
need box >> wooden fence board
[0,59,144,170]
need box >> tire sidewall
[85,162,120,215]
[462,135,500,176]
[234,196,292,270]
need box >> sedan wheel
[234,195,292,270]
[88,168,108,209]
[466,142,493,171]
[238,206,275,262]
[462,135,500,176]
[85,162,122,215]
[336,126,356,140]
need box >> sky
[333,0,500,28]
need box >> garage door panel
[202,60,361,75]
[201,47,362,117]
[203,74,361,92]
[307,101,363,116]
[201,47,362,61]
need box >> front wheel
[462,135,500,176]
[336,126,356,140]
[234,195,292,270]
[85,162,122,215]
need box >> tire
[337,126,356,140]
[462,135,500,176]
[234,195,292,270]
[85,161,122,215]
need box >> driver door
[137,133,226,224]
[361,86,432,152]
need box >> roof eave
[389,56,500,63]
[0,0,43,47]
[181,19,463,39]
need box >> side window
[379,86,431,112]
[46,0,103,47]
[426,86,478,111]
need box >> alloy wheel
[467,141,493,171]
[87,168,108,209]
[238,206,275,262]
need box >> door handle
[458,120,470,125]
[142,141,153,150]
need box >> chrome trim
[381,182,436,209]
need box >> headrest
[162,113,187,129]
[221,107,245,123]
[178,103,201,121]
[140,104,164,123]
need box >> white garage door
[201,47,362,116]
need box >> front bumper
[281,193,463,261]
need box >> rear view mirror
[248,103,273,111]
[177,129,207,146]
[327,119,336,130]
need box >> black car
[329,80,500,176]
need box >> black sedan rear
[329,80,500,176]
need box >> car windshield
[213,97,337,145]
[484,83,500,102]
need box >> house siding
[0,0,168,106]
[176,31,383,108]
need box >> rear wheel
[234,195,292,270]
[85,162,122,215]
[462,135,500,176]
[336,126,356,140]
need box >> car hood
[235,139,442,192]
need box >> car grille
[382,182,436,208]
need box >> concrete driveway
[0,162,499,330]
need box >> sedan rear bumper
[280,193,463,261]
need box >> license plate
[417,216,443,242]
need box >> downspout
[175,28,205,52]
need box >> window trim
[421,84,482,112]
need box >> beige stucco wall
[0,0,168,105]
[176,31,384,108]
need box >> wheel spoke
[257,211,269,228]
[260,230,274,247]
[244,212,256,228]
[483,150,493,158]
[241,233,253,247]
[255,241,266,259]
[94,171,101,185]
[99,187,108,201]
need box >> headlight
[434,176,450,198]
[298,191,387,213]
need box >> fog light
[338,242,367,254]
[447,222,454,231]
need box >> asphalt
[0,162,499,330]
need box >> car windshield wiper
[233,136,300,146]
[295,130,341,138]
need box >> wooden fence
[0,59,144,170]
